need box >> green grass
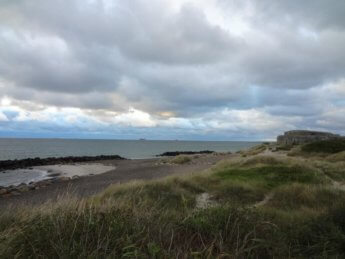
[301,139,345,154]
[1,154,345,258]
[215,165,326,189]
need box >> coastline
[0,152,232,207]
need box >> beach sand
[0,153,232,208]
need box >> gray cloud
[0,0,345,138]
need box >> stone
[17,185,30,192]
[28,185,36,190]
[0,188,8,195]
[58,176,70,181]
[277,130,341,146]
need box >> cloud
[0,0,344,139]
[0,111,8,122]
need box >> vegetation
[327,151,345,162]
[170,155,192,164]
[159,155,192,165]
[239,143,267,156]
[301,139,345,154]
[1,152,345,257]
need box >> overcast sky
[0,0,344,140]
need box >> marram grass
[1,154,345,258]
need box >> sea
[0,138,261,160]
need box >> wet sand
[0,153,232,208]
[35,163,116,178]
[0,164,116,187]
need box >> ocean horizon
[0,138,261,161]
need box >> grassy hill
[0,150,345,257]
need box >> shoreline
[0,152,232,207]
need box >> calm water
[0,138,261,160]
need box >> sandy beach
[0,153,232,208]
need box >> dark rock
[48,173,61,177]
[0,188,8,195]
[17,185,29,192]
[0,154,126,171]
[57,176,70,182]
[157,150,215,157]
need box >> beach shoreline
[0,152,232,208]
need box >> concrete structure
[277,130,341,146]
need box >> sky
[0,0,345,141]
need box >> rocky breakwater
[0,155,125,198]
[277,130,341,146]
[157,150,215,156]
[0,155,125,171]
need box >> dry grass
[159,155,192,165]
[1,151,345,257]
[327,151,345,162]
[239,143,267,156]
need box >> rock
[58,176,70,182]
[10,191,21,196]
[48,173,61,177]
[28,185,36,190]
[0,188,8,195]
[72,175,79,179]
[17,185,29,192]
[0,155,126,171]
[157,150,214,157]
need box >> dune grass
[170,155,192,164]
[327,151,345,162]
[301,139,345,154]
[1,154,345,258]
[160,155,192,165]
[239,143,267,156]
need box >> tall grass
[1,154,345,258]
[301,139,345,154]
